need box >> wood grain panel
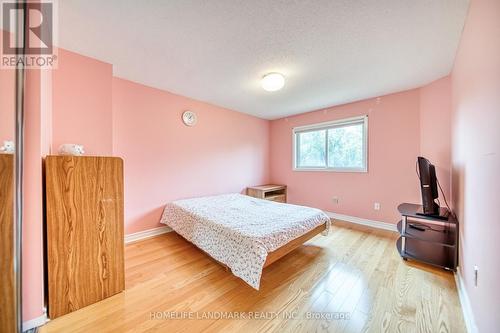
[45,156,125,318]
[246,187,265,199]
[0,154,15,333]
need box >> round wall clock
[182,110,197,126]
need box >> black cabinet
[396,203,458,271]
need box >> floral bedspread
[160,193,330,289]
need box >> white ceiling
[58,0,469,120]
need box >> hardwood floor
[40,221,466,333]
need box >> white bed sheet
[160,193,330,289]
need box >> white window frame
[292,115,368,172]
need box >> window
[293,116,368,172]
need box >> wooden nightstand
[247,184,287,203]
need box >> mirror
[0,27,19,332]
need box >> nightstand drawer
[266,194,286,203]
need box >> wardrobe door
[46,156,124,318]
[0,154,15,332]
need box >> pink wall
[23,69,46,322]
[112,78,270,234]
[52,49,113,155]
[0,70,15,142]
[420,76,452,201]
[451,0,500,331]
[270,90,422,224]
[0,30,15,142]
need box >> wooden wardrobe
[45,156,125,318]
[0,154,15,333]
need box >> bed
[160,193,331,289]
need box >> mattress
[160,193,330,289]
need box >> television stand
[415,206,450,221]
[397,203,458,271]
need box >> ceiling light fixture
[261,72,285,92]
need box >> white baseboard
[454,270,478,333]
[326,211,398,232]
[23,314,47,332]
[124,226,172,244]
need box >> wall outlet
[474,265,479,287]
[374,202,381,210]
[332,196,339,204]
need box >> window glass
[297,130,326,167]
[294,116,367,172]
[327,123,364,168]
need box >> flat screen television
[416,157,449,220]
